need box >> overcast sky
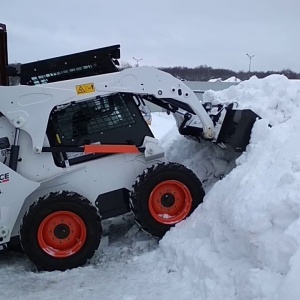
[1,0,299,72]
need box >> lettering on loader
[0,173,9,183]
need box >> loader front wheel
[130,162,205,238]
[20,191,102,271]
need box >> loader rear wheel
[130,162,205,238]
[20,191,102,271]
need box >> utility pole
[246,53,255,73]
[132,57,143,67]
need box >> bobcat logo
[0,173,9,183]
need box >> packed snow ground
[1,75,300,299]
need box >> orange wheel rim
[149,180,192,225]
[37,211,87,258]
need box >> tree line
[121,61,300,81]
[159,65,300,81]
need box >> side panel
[0,163,39,244]
[11,153,166,237]
[16,129,66,182]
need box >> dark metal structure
[20,45,121,85]
[0,23,8,86]
[216,109,261,152]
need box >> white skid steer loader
[0,24,260,271]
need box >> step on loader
[0,23,260,271]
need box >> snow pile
[158,125,239,192]
[208,76,241,83]
[223,76,241,83]
[159,75,300,299]
[208,78,222,82]
[204,75,300,126]
[149,112,240,192]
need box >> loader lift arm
[0,66,216,154]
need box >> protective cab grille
[46,93,154,167]
[52,94,135,144]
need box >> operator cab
[46,93,154,167]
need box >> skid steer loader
[0,24,260,271]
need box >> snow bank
[159,127,239,192]
[204,75,300,126]
[150,112,239,192]
[223,76,241,83]
[160,75,300,299]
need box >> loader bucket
[216,109,261,152]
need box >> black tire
[130,162,205,238]
[20,191,102,271]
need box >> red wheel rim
[37,211,87,258]
[149,180,192,225]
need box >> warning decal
[76,83,95,95]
